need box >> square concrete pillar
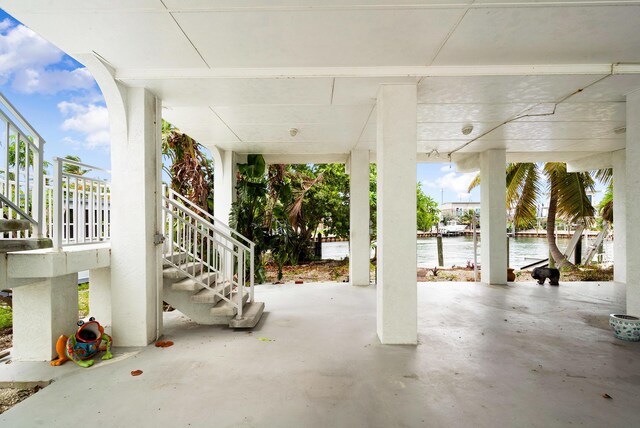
[480,149,507,285]
[110,87,162,346]
[12,274,78,361]
[376,84,417,345]
[89,267,111,327]
[213,148,240,224]
[349,149,370,287]
[626,90,640,315]
[612,150,626,283]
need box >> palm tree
[469,162,596,269]
[161,120,214,212]
[63,155,90,175]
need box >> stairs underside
[162,259,264,328]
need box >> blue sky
[0,8,479,204]
[0,9,110,171]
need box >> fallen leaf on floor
[602,393,612,399]
[155,341,174,348]
[258,337,273,342]
[131,370,143,376]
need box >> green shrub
[0,305,12,329]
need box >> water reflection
[322,236,613,269]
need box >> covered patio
[1,281,638,427]
[0,1,639,424]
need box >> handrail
[165,186,253,249]
[57,157,111,174]
[164,197,250,252]
[162,191,256,316]
[0,91,45,145]
[1,91,44,237]
[0,193,36,224]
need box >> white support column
[626,91,640,315]
[480,149,507,285]
[349,149,370,286]
[213,148,238,224]
[612,150,626,284]
[89,267,112,327]
[376,84,417,345]
[12,274,77,361]
[110,87,162,346]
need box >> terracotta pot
[507,268,516,282]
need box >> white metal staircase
[161,187,264,328]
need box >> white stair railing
[162,188,255,318]
[0,91,44,238]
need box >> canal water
[322,235,613,269]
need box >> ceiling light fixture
[614,126,626,135]
[289,128,299,137]
[461,124,474,135]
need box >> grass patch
[78,284,89,318]
[0,306,11,330]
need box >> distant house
[440,202,480,218]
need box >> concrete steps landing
[0,238,53,253]
[229,302,265,329]
[0,219,32,233]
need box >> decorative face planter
[51,317,113,368]
[609,314,640,342]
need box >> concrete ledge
[7,243,111,281]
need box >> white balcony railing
[0,91,45,237]
[52,157,111,249]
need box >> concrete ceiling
[3,0,640,163]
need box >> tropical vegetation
[469,162,611,269]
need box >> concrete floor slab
[1,281,639,427]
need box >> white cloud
[0,20,95,93]
[440,164,455,172]
[12,67,94,94]
[58,102,110,150]
[0,19,12,32]
[421,179,437,188]
[436,171,477,195]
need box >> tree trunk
[546,189,574,269]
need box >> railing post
[236,249,244,319]
[53,157,63,250]
[250,243,255,303]
[33,138,44,238]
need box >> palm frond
[467,173,480,192]
[593,168,612,187]
[545,163,595,224]
[509,163,540,229]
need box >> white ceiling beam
[505,151,605,163]
[566,151,616,172]
[261,153,349,165]
[116,64,640,81]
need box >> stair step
[0,238,53,253]
[210,292,249,317]
[171,271,220,292]
[190,281,232,304]
[0,219,32,233]
[162,252,190,268]
[229,302,265,329]
[162,262,203,280]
